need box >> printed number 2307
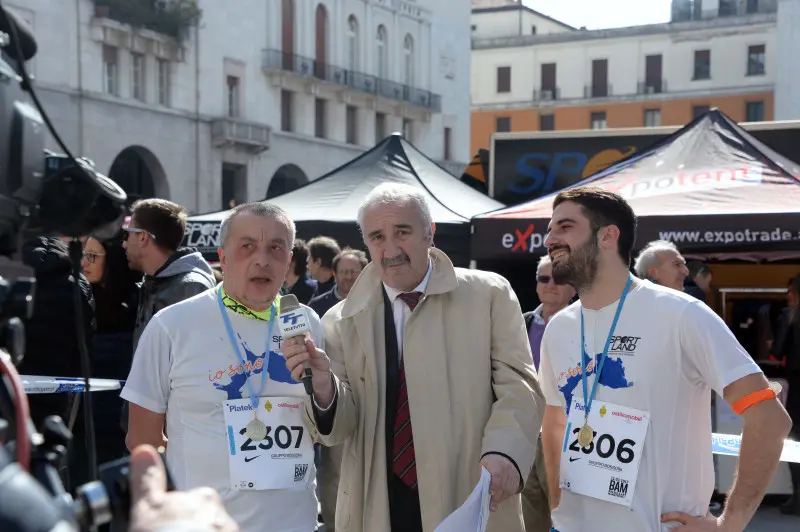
[239,425,304,452]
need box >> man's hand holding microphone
[278,295,335,408]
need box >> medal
[245,418,268,441]
[578,423,594,448]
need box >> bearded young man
[122,202,324,532]
[538,186,791,532]
[283,183,542,532]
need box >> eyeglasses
[537,275,565,285]
[82,251,106,264]
[122,227,156,241]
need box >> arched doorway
[314,4,328,79]
[108,146,169,206]
[266,164,307,199]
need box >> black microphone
[277,294,314,396]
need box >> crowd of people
[20,184,800,532]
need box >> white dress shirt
[382,260,433,360]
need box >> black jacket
[683,279,707,302]
[289,274,318,305]
[309,286,341,318]
[19,237,95,427]
[774,308,799,372]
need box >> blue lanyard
[580,275,634,420]
[217,288,276,410]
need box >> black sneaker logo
[569,457,581,462]
[244,455,261,463]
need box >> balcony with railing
[211,118,271,154]
[637,79,667,95]
[584,83,613,98]
[262,49,442,112]
[533,87,560,102]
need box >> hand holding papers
[434,466,491,532]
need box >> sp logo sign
[501,224,544,253]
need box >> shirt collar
[218,284,279,321]
[383,258,433,302]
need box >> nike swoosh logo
[244,455,261,463]
[569,457,581,462]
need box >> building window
[315,98,326,138]
[531,25,537,34]
[590,111,607,130]
[221,163,247,211]
[227,75,240,118]
[693,105,710,118]
[591,59,608,98]
[497,66,511,93]
[102,45,118,95]
[403,34,414,86]
[376,25,387,78]
[540,63,556,98]
[747,0,759,13]
[539,114,554,131]
[375,112,386,142]
[747,45,765,76]
[444,127,452,160]
[644,54,663,93]
[347,15,359,72]
[693,50,710,80]
[346,105,358,144]
[131,53,145,101]
[471,24,477,31]
[644,109,661,127]
[402,118,413,142]
[719,0,736,16]
[746,101,764,121]
[496,116,511,132]
[157,59,170,106]
[281,90,293,132]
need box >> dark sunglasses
[537,275,565,285]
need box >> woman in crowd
[81,232,141,465]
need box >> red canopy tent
[471,109,800,261]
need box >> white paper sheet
[434,466,492,532]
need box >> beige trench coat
[303,249,544,532]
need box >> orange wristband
[731,387,777,416]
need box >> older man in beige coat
[285,183,544,532]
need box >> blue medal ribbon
[580,275,634,422]
[217,286,277,411]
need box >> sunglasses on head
[537,275,565,285]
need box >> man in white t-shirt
[122,202,323,532]
[538,186,792,532]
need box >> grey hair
[356,183,434,241]
[633,240,679,278]
[537,254,552,275]
[219,201,296,249]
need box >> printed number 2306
[239,425,304,452]
[568,427,636,464]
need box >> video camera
[0,4,152,531]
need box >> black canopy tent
[471,109,800,263]
[184,134,504,266]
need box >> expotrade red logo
[502,224,545,252]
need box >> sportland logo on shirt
[501,224,546,253]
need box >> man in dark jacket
[123,199,216,349]
[121,199,216,431]
[306,236,340,298]
[308,247,367,318]
[684,260,712,302]
[19,236,95,490]
[284,238,317,304]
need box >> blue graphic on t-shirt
[559,351,633,413]
[213,337,295,400]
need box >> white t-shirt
[539,280,761,532]
[121,288,324,532]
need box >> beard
[550,233,600,291]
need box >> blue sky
[523,0,672,30]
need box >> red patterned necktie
[392,291,422,489]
